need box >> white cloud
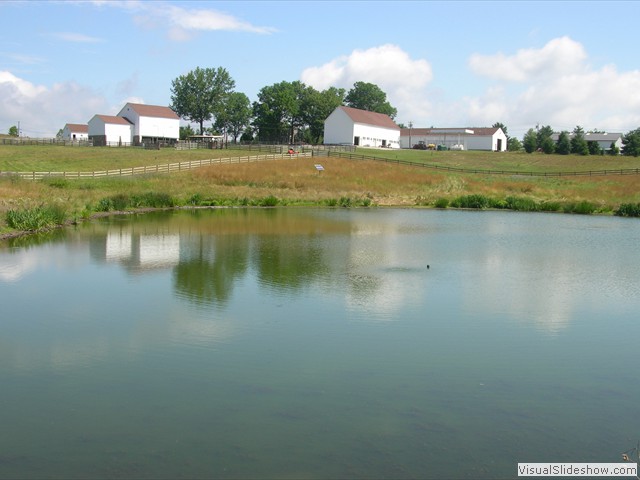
[468,36,588,82]
[465,39,640,136]
[92,1,276,40]
[301,44,433,123]
[0,71,109,137]
[50,32,105,43]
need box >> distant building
[400,127,507,151]
[117,103,179,146]
[88,115,133,146]
[550,132,623,153]
[61,123,89,142]
[324,106,400,148]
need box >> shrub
[5,205,67,231]
[451,194,492,209]
[539,201,561,212]
[434,198,449,209]
[615,203,640,217]
[131,192,175,208]
[325,198,338,207]
[563,201,596,215]
[339,196,353,208]
[505,196,538,212]
[259,195,279,207]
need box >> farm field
[1,144,640,237]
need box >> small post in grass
[314,164,324,175]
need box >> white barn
[117,103,179,145]
[400,127,508,151]
[61,123,88,142]
[88,115,133,146]
[324,106,400,148]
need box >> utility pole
[408,121,413,149]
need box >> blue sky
[2,0,640,139]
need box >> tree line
[170,66,640,156]
[170,66,396,145]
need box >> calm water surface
[1,208,639,479]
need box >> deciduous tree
[345,81,397,118]
[215,92,252,144]
[622,128,640,156]
[170,67,235,135]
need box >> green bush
[434,198,449,209]
[325,198,338,207]
[539,201,562,212]
[5,205,67,231]
[563,201,596,215]
[450,194,492,209]
[339,196,353,208]
[615,203,640,217]
[505,196,538,212]
[259,195,279,207]
[131,192,175,208]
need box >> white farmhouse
[400,127,508,151]
[324,106,400,148]
[117,103,179,145]
[88,115,133,146]
[61,123,88,142]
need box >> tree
[556,131,571,155]
[214,92,252,144]
[541,135,555,154]
[570,126,589,155]
[622,128,640,157]
[492,122,508,138]
[170,67,235,135]
[608,141,620,156]
[507,136,522,152]
[587,141,602,156]
[252,81,307,143]
[301,86,345,144]
[536,125,554,150]
[8,125,18,137]
[523,128,538,153]
[179,125,195,140]
[345,81,397,118]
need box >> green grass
[0,145,260,172]
[353,147,640,173]
[5,205,67,231]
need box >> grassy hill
[1,144,639,237]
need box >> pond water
[1,208,639,479]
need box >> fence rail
[0,152,312,181]
[326,151,640,177]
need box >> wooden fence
[326,151,640,177]
[0,152,312,181]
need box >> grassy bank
[2,146,640,237]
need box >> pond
[1,208,639,479]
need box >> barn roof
[95,115,132,125]
[124,103,179,120]
[65,123,88,133]
[400,127,501,136]
[338,106,399,130]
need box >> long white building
[400,127,508,151]
[324,106,400,148]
